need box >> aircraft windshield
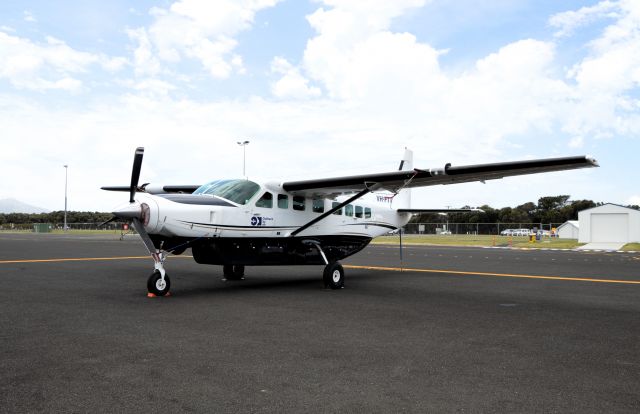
[193,179,261,205]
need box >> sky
[1,0,639,212]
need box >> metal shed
[557,220,579,239]
[578,204,640,244]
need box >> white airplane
[103,148,598,296]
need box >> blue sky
[0,0,638,211]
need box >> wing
[282,155,598,196]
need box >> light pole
[63,165,68,232]
[237,140,250,176]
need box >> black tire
[323,262,344,289]
[147,271,171,296]
[223,265,245,281]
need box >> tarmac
[1,233,639,413]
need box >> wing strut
[290,185,379,237]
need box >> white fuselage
[134,180,412,240]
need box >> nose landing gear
[148,270,171,296]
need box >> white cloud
[568,136,584,148]
[126,27,162,77]
[549,0,619,37]
[270,57,321,99]
[0,31,126,91]
[130,0,281,79]
[557,1,640,139]
[23,11,37,23]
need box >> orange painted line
[0,256,193,264]
[344,265,640,285]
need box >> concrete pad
[576,242,625,251]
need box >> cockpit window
[193,179,260,205]
[255,192,273,208]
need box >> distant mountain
[0,198,50,214]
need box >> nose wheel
[148,270,171,296]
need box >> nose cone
[112,202,143,220]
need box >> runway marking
[0,256,193,264]
[344,265,640,285]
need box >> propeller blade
[98,216,117,227]
[130,147,144,203]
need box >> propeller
[98,216,118,228]
[130,147,144,203]
[99,147,146,227]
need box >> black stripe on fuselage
[177,220,294,230]
[178,220,397,231]
[346,222,398,230]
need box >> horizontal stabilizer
[101,184,201,194]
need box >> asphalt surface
[1,233,639,413]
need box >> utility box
[33,223,52,233]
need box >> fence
[0,222,126,232]
[402,223,565,235]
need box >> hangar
[578,204,640,244]
[557,220,579,239]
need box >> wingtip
[585,155,599,167]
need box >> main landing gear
[323,261,345,289]
[223,265,245,281]
[303,239,345,290]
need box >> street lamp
[237,140,250,176]
[63,165,68,232]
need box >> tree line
[0,211,113,226]
[411,195,638,224]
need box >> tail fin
[398,147,413,171]
[392,148,413,210]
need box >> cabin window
[345,204,354,217]
[312,198,324,213]
[355,206,363,218]
[332,201,342,215]
[278,194,288,209]
[293,196,305,211]
[255,192,273,208]
[364,207,371,218]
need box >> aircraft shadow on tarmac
[159,269,383,298]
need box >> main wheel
[323,262,344,289]
[147,271,171,296]
[223,265,245,281]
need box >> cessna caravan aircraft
[102,148,597,296]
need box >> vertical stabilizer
[393,148,413,209]
[398,147,413,171]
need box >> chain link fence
[0,222,127,232]
[402,223,565,235]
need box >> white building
[578,204,640,244]
[557,220,579,239]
